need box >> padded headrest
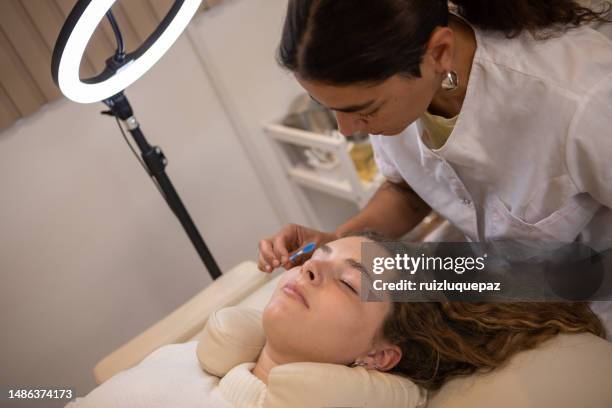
[197,306,427,408]
[196,306,265,377]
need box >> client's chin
[263,294,303,330]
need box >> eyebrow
[309,94,377,114]
[317,244,372,284]
[345,258,373,285]
[318,244,332,253]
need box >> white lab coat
[372,24,612,248]
[370,23,612,330]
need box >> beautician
[259,1,612,295]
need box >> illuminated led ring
[52,0,201,104]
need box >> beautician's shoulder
[474,25,612,97]
[564,70,612,205]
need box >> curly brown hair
[346,231,606,390]
[383,302,605,390]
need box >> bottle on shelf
[346,132,378,182]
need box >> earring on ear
[441,70,459,91]
[351,360,382,370]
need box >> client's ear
[366,342,402,372]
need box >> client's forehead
[322,236,372,260]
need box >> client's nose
[302,260,324,286]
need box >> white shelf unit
[263,123,384,215]
[263,122,452,240]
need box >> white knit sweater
[217,362,266,407]
[66,342,266,408]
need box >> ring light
[52,0,202,103]
[50,0,222,279]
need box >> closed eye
[359,109,378,119]
[359,101,384,119]
[341,280,357,294]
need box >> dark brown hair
[453,0,611,38]
[278,0,611,85]
[383,302,604,390]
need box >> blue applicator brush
[289,242,317,263]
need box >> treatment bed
[89,217,612,407]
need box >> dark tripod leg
[104,92,222,280]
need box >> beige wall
[188,0,359,231]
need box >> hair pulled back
[278,0,611,84]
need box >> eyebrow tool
[289,242,317,263]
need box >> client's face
[263,236,392,366]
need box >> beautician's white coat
[373,24,612,247]
[371,23,612,328]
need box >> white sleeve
[370,135,404,183]
[566,73,612,209]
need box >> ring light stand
[52,0,222,279]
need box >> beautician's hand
[258,224,337,272]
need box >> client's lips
[282,283,309,308]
